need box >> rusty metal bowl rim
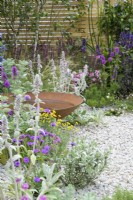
[27,91,84,111]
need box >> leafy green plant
[98,0,133,44]
[103,188,133,200]
[61,139,109,188]
[105,108,123,116]
[53,184,98,200]
[84,83,118,108]
[65,104,104,126]
[1,58,32,94]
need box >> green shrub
[84,84,118,108]
[61,140,109,188]
[103,188,133,200]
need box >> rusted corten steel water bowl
[27,92,84,118]
[0,92,84,118]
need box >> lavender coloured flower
[39,129,48,136]
[51,122,56,127]
[22,183,29,190]
[42,145,50,154]
[101,59,106,65]
[19,134,26,139]
[81,45,86,53]
[71,142,76,146]
[114,47,119,53]
[14,160,20,167]
[12,66,18,78]
[30,135,35,140]
[96,44,101,55]
[1,71,7,81]
[48,133,55,138]
[3,80,10,88]
[108,57,113,62]
[110,52,115,57]
[27,141,34,146]
[8,110,14,116]
[34,177,41,182]
[23,157,30,164]
[16,178,21,183]
[39,195,47,200]
[53,136,61,144]
[12,138,17,143]
[44,108,51,113]
[24,95,31,101]
[37,135,41,140]
[21,196,30,200]
[34,149,40,153]
[40,139,44,144]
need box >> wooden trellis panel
[0,0,115,45]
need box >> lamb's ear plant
[61,139,109,188]
[49,51,88,95]
[0,58,66,199]
[37,163,63,200]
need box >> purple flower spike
[23,157,30,164]
[39,195,47,200]
[24,95,31,101]
[2,71,7,81]
[34,177,41,182]
[42,145,50,154]
[12,66,18,79]
[22,183,29,190]
[3,80,10,88]
[21,195,30,200]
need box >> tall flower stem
[33,93,40,152]
[6,142,19,200]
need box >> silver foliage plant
[0,64,63,200]
[61,139,109,189]
[50,51,88,95]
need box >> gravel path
[75,113,133,199]
[1,112,133,199]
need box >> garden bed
[1,109,133,199]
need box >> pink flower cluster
[88,70,100,82]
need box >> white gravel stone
[74,113,133,199]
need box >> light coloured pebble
[74,113,133,199]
